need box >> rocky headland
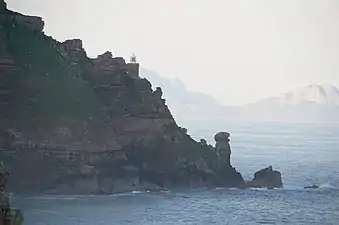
[0,0,282,195]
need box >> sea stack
[214,132,232,169]
[213,132,245,188]
[247,166,283,189]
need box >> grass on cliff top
[5,21,100,120]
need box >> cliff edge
[0,1,245,194]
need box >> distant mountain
[242,84,339,123]
[140,69,339,124]
[140,68,227,124]
[140,68,219,107]
[248,84,339,107]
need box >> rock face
[60,39,86,63]
[13,14,44,32]
[215,132,231,168]
[247,166,283,189]
[0,1,248,194]
[0,162,24,225]
[0,2,44,32]
[213,132,245,188]
[0,0,6,11]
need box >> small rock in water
[304,185,319,189]
[247,166,283,189]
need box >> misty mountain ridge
[140,68,339,124]
[248,84,339,107]
[140,68,224,124]
[141,68,339,108]
[140,68,220,107]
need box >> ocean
[12,121,339,224]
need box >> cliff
[0,1,247,194]
[0,162,23,224]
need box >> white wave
[214,187,225,190]
[249,188,270,191]
[283,183,338,191]
[229,188,239,190]
[319,183,336,189]
[109,192,135,197]
[282,185,304,191]
[131,190,143,194]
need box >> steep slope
[0,1,244,193]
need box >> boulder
[247,166,283,189]
[304,184,319,189]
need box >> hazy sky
[6,0,339,105]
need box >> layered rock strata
[0,1,250,194]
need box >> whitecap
[282,185,304,191]
[213,187,225,190]
[319,183,336,189]
[249,188,269,191]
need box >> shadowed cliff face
[0,162,24,224]
[0,1,245,194]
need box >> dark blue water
[12,122,339,224]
